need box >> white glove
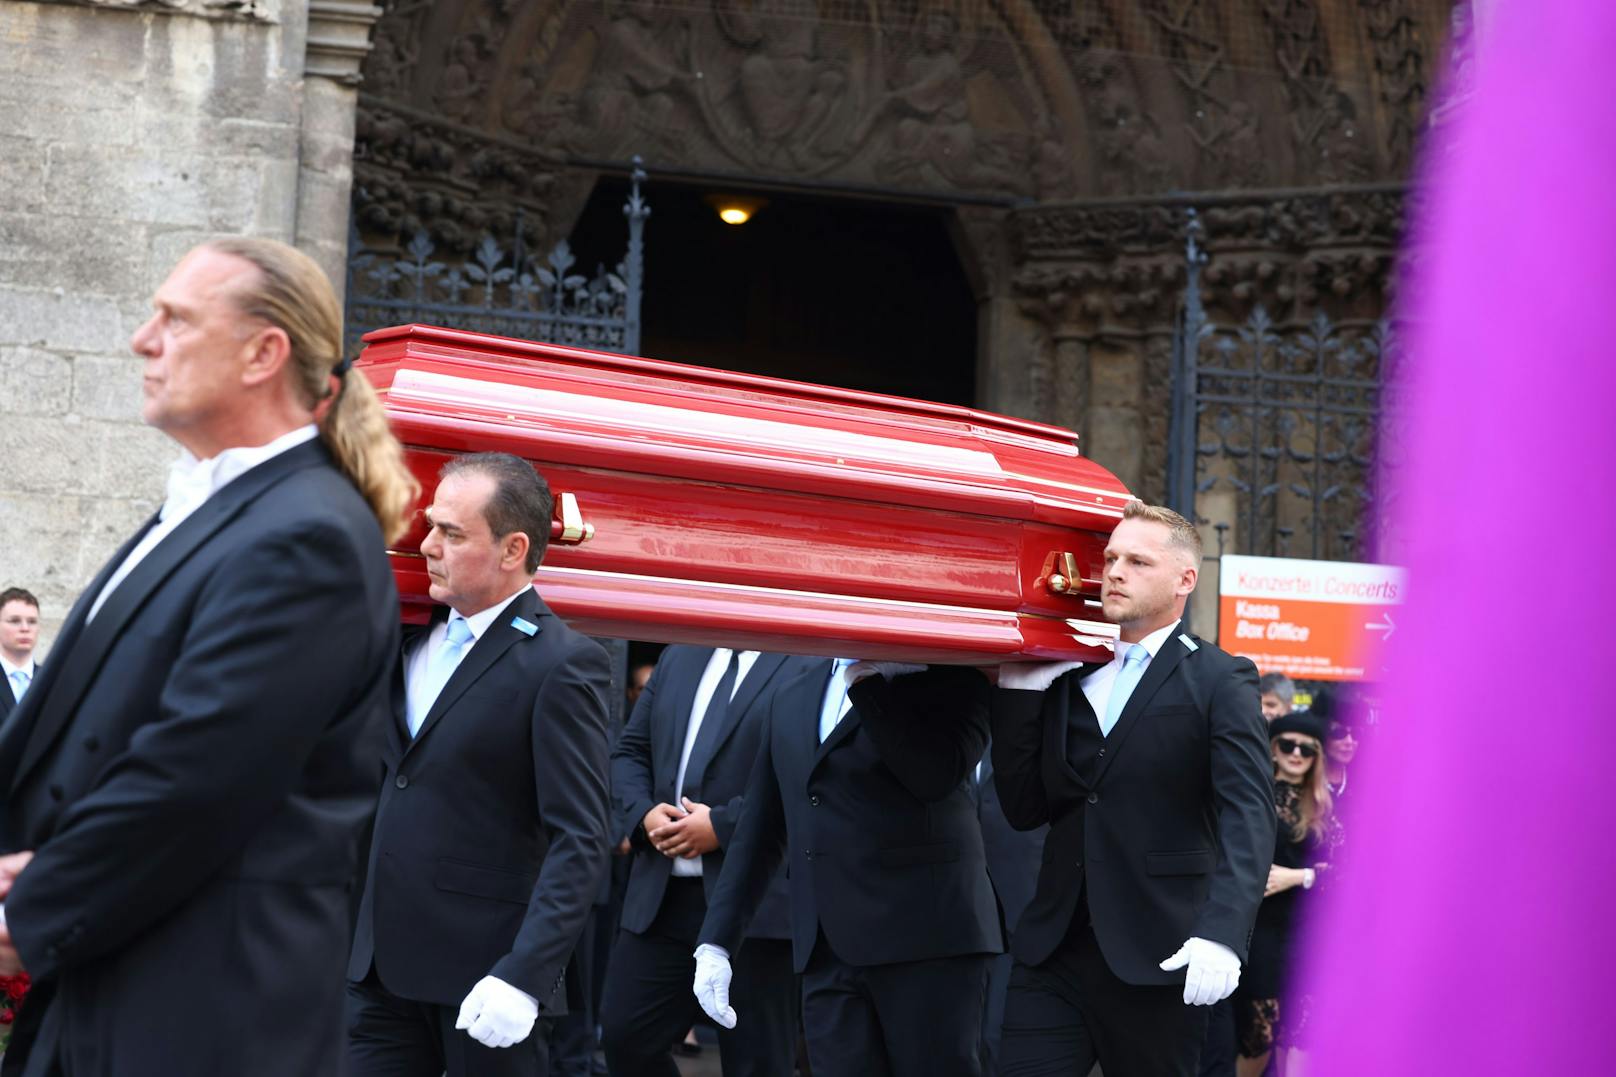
[845,661,927,686]
[1159,937,1241,1006]
[692,942,737,1029]
[997,661,1085,692]
[455,975,539,1048]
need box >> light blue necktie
[1100,644,1151,737]
[408,617,474,737]
[8,669,28,702]
[818,659,855,743]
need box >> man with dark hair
[693,660,1003,1077]
[349,451,613,1077]
[991,502,1274,1077]
[601,645,814,1077]
[0,588,41,725]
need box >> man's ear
[240,325,293,388]
[500,531,532,573]
[1177,560,1199,598]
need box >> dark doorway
[568,180,977,406]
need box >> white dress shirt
[404,585,534,722]
[1,655,36,703]
[88,425,321,622]
[817,658,856,743]
[1081,620,1181,722]
[672,648,760,877]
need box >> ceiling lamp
[705,194,767,226]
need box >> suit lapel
[406,588,540,751]
[656,650,706,785]
[685,652,786,794]
[391,623,431,754]
[0,518,153,789]
[811,667,862,770]
[787,660,834,787]
[11,444,325,793]
[1089,633,1194,787]
[1052,663,1107,785]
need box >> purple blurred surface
[1303,3,1616,1073]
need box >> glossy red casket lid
[360,323,1130,663]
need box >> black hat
[1270,712,1327,744]
[1308,683,1343,721]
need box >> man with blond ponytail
[0,238,415,1077]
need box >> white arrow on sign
[1365,612,1396,640]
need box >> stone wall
[0,0,374,646]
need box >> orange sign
[1217,555,1406,681]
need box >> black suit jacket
[701,663,1003,972]
[976,749,1047,937]
[348,587,612,1014]
[991,628,1275,985]
[0,439,399,1077]
[613,646,814,941]
[0,659,36,727]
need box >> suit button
[810,795,820,806]
[804,849,814,860]
[395,774,409,790]
[83,736,100,752]
[1086,792,1099,805]
[1097,748,1105,757]
[49,784,64,801]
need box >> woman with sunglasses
[1234,711,1337,1077]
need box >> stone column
[297,0,383,298]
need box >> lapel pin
[511,616,539,637]
[1179,633,1199,652]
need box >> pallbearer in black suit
[974,746,1048,1071]
[0,238,417,1077]
[0,588,41,727]
[991,503,1275,1077]
[348,453,613,1077]
[601,644,811,1077]
[695,659,1002,1077]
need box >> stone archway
[349,0,1453,501]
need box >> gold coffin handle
[549,492,596,545]
[1047,552,1100,596]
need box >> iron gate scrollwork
[1167,210,1398,563]
[344,161,649,359]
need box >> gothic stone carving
[353,97,579,257]
[26,0,269,17]
[1011,185,1408,326]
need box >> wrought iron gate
[1166,211,1396,562]
[344,161,649,359]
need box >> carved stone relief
[361,0,1090,205]
[1361,0,1430,170]
[26,0,270,18]
[348,0,1444,500]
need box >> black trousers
[348,969,553,1077]
[1196,997,1237,1077]
[998,917,1208,1077]
[800,931,991,1077]
[599,877,797,1077]
[981,950,1016,1073]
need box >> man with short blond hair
[991,503,1274,1076]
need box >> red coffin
[358,324,1132,665]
